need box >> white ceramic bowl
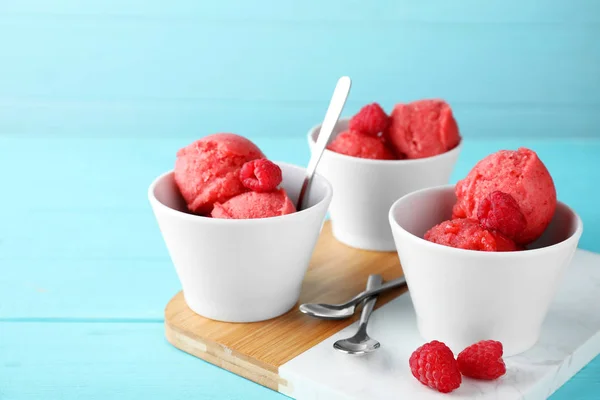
[148,162,333,323]
[388,185,583,356]
[308,117,462,252]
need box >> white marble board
[278,249,600,400]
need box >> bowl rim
[148,161,333,225]
[388,184,584,257]
[307,116,463,166]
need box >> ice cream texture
[174,133,265,214]
[453,148,556,244]
[327,130,395,160]
[388,99,461,159]
[424,218,519,252]
[211,189,296,219]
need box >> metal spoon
[333,274,382,355]
[299,276,406,320]
[296,76,352,210]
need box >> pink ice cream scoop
[453,147,556,245]
[387,99,461,159]
[327,130,395,160]
[424,218,519,252]
[211,189,296,219]
[174,133,265,214]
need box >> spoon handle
[297,76,351,210]
[308,76,352,174]
[357,274,383,332]
[344,276,407,309]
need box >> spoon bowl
[333,274,383,355]
[333,337,380,355]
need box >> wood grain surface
[165,221,407,391]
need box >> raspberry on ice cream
[174,133,264,214]
[348,102,390,137]
[424,218,519,252]
[388,99,461,159]
[477,191,527,241]
[240,159,283,193]
[327,130,395,160]
[453,148,556,244]
[211,189,296,219]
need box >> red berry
[409,340,462,393]
[240,159,282,192]
[349,103,390,137]
[477,191,527,240]
[457,340,506,380]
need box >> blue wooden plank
[554,359,600,399]
[1,3,599,139]
[1,18,597,106]
[0,321,598,399]
[0,322,283,400]
[0,259,178,319]
[3,0,600,24]
[2,101,599,139]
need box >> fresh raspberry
[240,159,282,192]
[349,103,390,137]
[409,340,462,393]
[457,340,506,380]
[477,191,527,240]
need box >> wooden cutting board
[164,221,406,393]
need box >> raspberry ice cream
[453,148,556,244]
[174,135,296,220]
[174,133,264,214]
[388,99,461,159]
[211,189,296,219]
[424,218,519,252]
[326,99,461,161]
[327,130,395,160]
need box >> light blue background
[1,1,599,399]
[2,0,600,140]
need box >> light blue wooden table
[1,1,599,398]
